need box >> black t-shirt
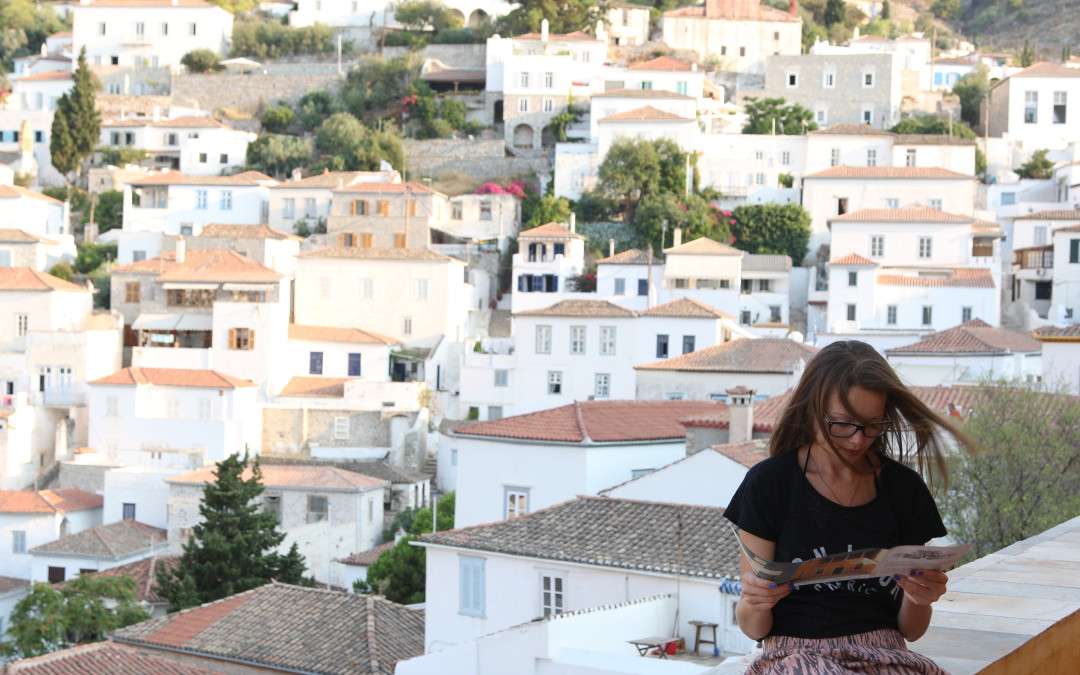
[724,449,947,639]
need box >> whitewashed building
[885,319,1042,386]
[0,488,103,580]
[985,62,1080,151]
[511,221,587,313]
[267,169,399,234]
[1033,325,1080,394]
[661,0,801,75]
[28,519,166,584]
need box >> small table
[628,636,680,659]
[688,620,719,655]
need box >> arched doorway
[493,99,504,124]
[468,9,489,28]
[513,123,534,149]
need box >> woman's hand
[740,571,793,610]
[895,569,948,607]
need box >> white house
[511,221,587,313]
[103,464,190,529]
[1050,222,1080,323]
[267,169,400,234]
[658,236,744,315]
[9,71,72,113]
[604,2,651,46]
[594,247,662,310]
[661,0,801,75]
[0,576,30,641]
[289,0,511,29]
[0,184,71,240]
[985,62,1080,151]
[1009,212,1080,322]
[884,319,1043,386]
[182,222,302,278]
[286,324,397,382]
[1032,324,1080,394]
[28,519,166,584]
[0,488,103,580]
[100,116,255,175]
[71,0,234,70]
[121,170,276,238]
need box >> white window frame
[570,326,586,354]
[863,71,875,88]
[542,98,554,113]
[505,486,529,519]
[547,371,562,394]
[871,235,884,257]
[518,98,529,113]
[459,555,486,618]
[600,326,616,355]
[519,72,530,88]
[823,72,835,88]
[922,305,933,326]
[494,369,509,387]
[540,572,565,617]
[361,278,374,299]
[918,237,932,259]
[536,325,552,354]
[887,305,897,325]
[334,416,349,440]
[595,373,610,398]
[414,279,429,300]
[867,149,877,166]
[12,530,26,553]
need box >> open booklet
[728,523,971,586]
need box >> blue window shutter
[348,353,361,377]
[638,279,648,296]
[518,275,526,291]
[460,556,485,617]
[310,352,323,375]
[532,276,543,292]
[1071,239,1080,264]
[554,243,565,256]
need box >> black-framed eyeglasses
[823,415,892,438]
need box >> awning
[175,314,213,331]
[222,283,272,292]
[132,313,181,330]
[161,283,220,291]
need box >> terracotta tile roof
[259,456,430,483]
[299,246,458,262]
[1009,62,1080,77]
[679,391,792,432]
[112,249,283,282]
[596,247,662,264]
[743,253,792,271]
[1056,224,1080,233]
[272,171,397,189]
[877,268,995,288]
[804,166,972,179]
[4,640,220,674]
[592,88,694,100]
[278,376,347,398]
[886,319,1041,355]
[0,184,64,204]
[1032,324,1080,341]
[0,488,103,514]
[453,399,724,443]
[57,555,178,604]
[665,236,743,255]
[514,299,636,317]
[420,496,741,580]
[289,324,398,344]
[129,170,273,186]
[711,439,771,468]
[893,134,976,146]
[0,575,29,596]
[339,541,395,566]
[0,228,56,243]
[518,221,585,240]
[167,464,390,491]
[640,296,734,319]
[30,520,165,557]
[830,207,974,223]
[628,56,692,71]
[635,338,819,373]
[663,2,799,22]
[14,70,71,82]
[198,223,303,241]
[0,267,91,293]
[810,123,895,136]
[113,583,424,675]
[149,116,228,129]
[598,105,692,122]
[1012,210,1080,221]
[90,367,255,389]
[516,30,599,41]
[334,181,441,195]
[828,253,879,265]
[78,0,220,7]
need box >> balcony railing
[1014,247,1053,269]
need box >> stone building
[662,0,801,76]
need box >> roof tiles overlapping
[635,338,819,373]
[277,376,347,398]
[168,464,389,491]
[90,367,255,389]
[810,123,895,136]
[831,207,975,222]
[30,520,165,557]
[0,267,91,293]
[743,254,792,271]
[1012,210,1080,221]
[271,171,397,189]
[0,184,64,204]
[628,56,692,71]
[334,181,441,194]
[514,299,636,318]
[289,324,398,344]
[0,228,56,243]
[591,88,694,100]
[57,556,178,605]
[877,268,994,288]
[596,248,663,264]
[0,488,103,514]
[1032,324,1080,341]
[339,541,395,567]
[129,170,273,186]
[197,223,302,241]
[599,106,692,122]
[680,391,790,432]
[893,134,976,146]
[828,253,879,266]
[805,166,972,179]
[640,297,734,319]
[885,319,1042,355]
[665,237,743,255]
[518,222,585,240]
[111,249,283,282]
[3,641,221,674]
[258,456,430,484]
[299,246,458,261]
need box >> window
[518,98,529,113]
[488,406,503,420]
[123,503,136,520]
[403,317,413,335]
[494,369,509,387]
[189,22,197,35]
[830,148,840,167]
[1034,226,1048,246]
[595,373,610,398]
[770,305,781,322]
[361,278,374,298]
[1001,192,1016,206]
[414,279,428,300]
[547,371,562,394]
[106,396,118,417]
[198,398,211,420]
[885,198,899,209]
[787,73,798,88]
[816,108,827,125]
[962,306,972,322]
[739,46,746,56]
[350,199,368,216]
[199,152,208,163]
[307,496,328,523]
[376,200,390,216]
[309,351,323,375]
[220,191,233,210]
[918,237,932,259]
[848,271,858,287]
[450,202,463,220]
[887,305,897,325]
[165,132,178,146]
[543,98,553,113]
[229,328,254,350]
[124,281,140,303]
[1024,91,1038,124]
[1071,239,1080,263]
[348,353,362,377]
[406,199,418,217]
[721,46,727,56]
[196,190,208,209]
[161,22,168,35]
[479,202,492,220]
[570,326,586,354]
[922,306,933,326]
[928,198,943,210]
[12,530,25,553]
[682,335,696,354]
[99,22,106,35]
[863,72,875,87]
[15,314,28,337]
[614,278,626,295]
[544,72,554,88]
[263,494,281,522]
[135,21,145,35]
[505,487,529,519]
[823,72,835,88]
[867,149,877,166]
[541,574,565,617]
[282,197,295,218]
[600,326,616,355]
[861,108,873,125]
[781,151,791,165]
[755,173,766,185]
[656,334,669,358]
[220,153,228,164]
[536,325,551,353]
[905,148,917,167]
[676,81,687,95]
[637,279,648,296]
[871,235,884,257]
[459,556,485,617]
[755,151,764,160]
[334,416,349,440]
[520,72,530,88]
[1053,91,1067,124]
[48,567,65,584]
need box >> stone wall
[96,94,173,119]
[262,408,393,455]
[404,138,552,180]
[384,43,487,69]
[171,72,345,116]
[57,461,120,493]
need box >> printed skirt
[745,628,950,675]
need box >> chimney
[596,19,606,43]
[673,227,683,248]
[569,212,576,233]
[40,43,47,57]
[609,238,615,257]
[789,0,798,16]
[541,18,549,42]
[726,386,756,444]
[853,27,860,39]
[291,167,302,181]
[175,235,185,264]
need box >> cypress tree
[155,453,314,612]
[49,47,100,182]
[49,95,78,176]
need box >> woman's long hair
[768,340,978,490]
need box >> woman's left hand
[895,569,948,606]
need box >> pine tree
[1020,39,1036,67]
[824,0,847,27]
[881,0,891,20]
[155,453,314,612]
[49,47,100,182]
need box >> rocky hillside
[899,0,1078,53]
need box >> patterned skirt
[745,628,950,675]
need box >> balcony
[42,390,85,407]
[1014,246,1053,270]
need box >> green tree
[635,193,730,250]
[208,0,258,12]
[440,98,467,129]
[495,0,606,36]
[95,190,124,234]
[730,203,812,263]
[889,114,977,139]
[48,262,74,281]
[317,112,367,158]
[246,134,314,178]
[0,575,148,659]
[930,0,959,19]
[1019,38,1035,67]
[951,65,990,129]
[823,0,847,26]
[261,105,295,133]
[742,97,817,135]
[75,245,103,274]
[230,18,336,59]
[1014,149,1055,179]
[356,126,405,172]
[939,384,1080,560]
[597,137,662,225]
[155,453,313,612]
[528,194,572,227]
[0,0,66,72]
[180,49,223,74]
[50,48,100,182]
[880,0,890,19]
[356,492,456,604]
[98,146,149,166]
[394,0,463,31]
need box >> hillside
[896,0,1078,53]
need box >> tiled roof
[259,456,430,484]
[1056,224,1080,233]
[198,223,302,241]
[289,324,398,344]
[0,267,91,293]
[299,246,458,262]
[514,299,635,317]
[0,575,30,595]
[665,237,743,255]
[1009,62,1080,77]
[149,116,228,129]
[1032,324,1080,341]
[167,464,390,491]
[635,338,819,373]
[271,171,397,189]
[810,123,894,136]
[4,640,221,675]
[804,166,972,179]
[518,221,585,240]
[339,541,395,566]
[893,134,976,146]
[79,0,219,7]
[334,181,441,195]
[663,2,799,21]
[278,376,346,398]
[628,56,692,71]
[0,488,103,514]
[0,184,64,203]
[516,30,599,41]
[679,392,791,432]
[453,399,724,443]
[828,253,878,266]
[598,106,692,121]
[831,207,974,222]
[420,496,740,580]
[743,253,792,271]
[886,319,1042,355]
[711,439,771,468]
[14,70,71,82]
[90,367,255,389]
[640,296,734,319]
[591,88,694,100]
[596,248,662,264]
[113,583,424,675]
[58,555,178,604]
[112,249,283,282]
[130,170,273,186]
[1012,210,1080,221]
[0,228,56,243]
[877,268,995,288]
[29,520,165,557]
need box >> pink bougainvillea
[475,179,535,198]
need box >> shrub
[261,105,295,133]
[49,262,74,281]
[180,49,223,74]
